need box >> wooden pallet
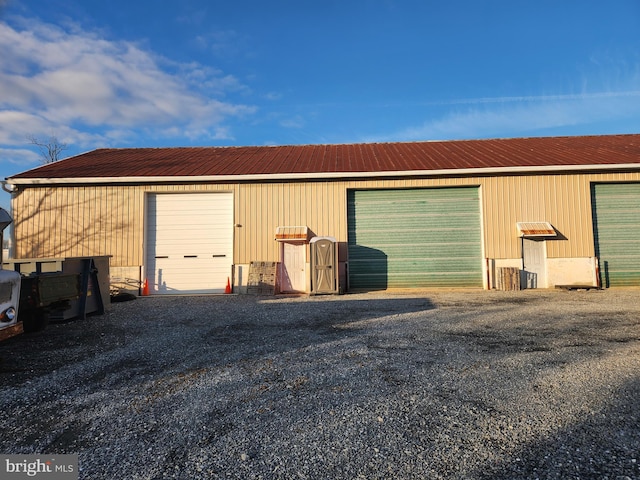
[246,261,277,295]
[495,267,521,291]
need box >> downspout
[520,235,525,290]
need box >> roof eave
[6,163,640,186]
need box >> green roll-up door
[347,187,483,289]
[592,183,640,286]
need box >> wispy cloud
[0,17,256,164]
[436,90,640,106]
[279,114,305,129]
[370,87,640,142]
[193,29,249,59]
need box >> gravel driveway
[1,289,639,479]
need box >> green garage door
[592,183,640,286]
[347,187,483,289]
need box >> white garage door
[145,193,233,294]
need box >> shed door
[347,187,483,289]
[145,192,233,294]
[522,238,547,288]
[592,183,640,286]
[279,242,306,293]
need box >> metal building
[6,134,640,294]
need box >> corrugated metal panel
[592,183,640,286]
[275,226,310,241]
[13,185,178,265]
[9,134,640,181]
[481,173,596,260]
[237,180,350,262]
[347,187,483,289]
[12,171,640,289]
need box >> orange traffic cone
[142,278,149,296]
[225,277,232,294]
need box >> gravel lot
[1,288,639,479]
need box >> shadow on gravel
[0,295,436,386]
[475,377,640,479]
[0,317,127,387]
[158,295,438,373]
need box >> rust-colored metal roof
[8,134,640,181]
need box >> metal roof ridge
[54,132,640,155]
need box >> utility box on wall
[310,236,340,295]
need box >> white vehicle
[0,208,22,341]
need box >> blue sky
[1,0,640,209]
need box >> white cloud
[0,147,40,166]
[0,18,256,151]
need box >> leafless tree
[27,134,68,164]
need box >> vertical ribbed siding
[12,185,148,266]
[11,181,354,270]
[235,181,348,263]
[592,183,640,286]
[481,174,596,260]
[347,187,483,289]
[10,171,640,286]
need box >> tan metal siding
[235,181,347,262]
[12,185,146,265]
[11,171,640,279]
[481,174,597,259]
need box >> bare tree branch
[27,134,68,164]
